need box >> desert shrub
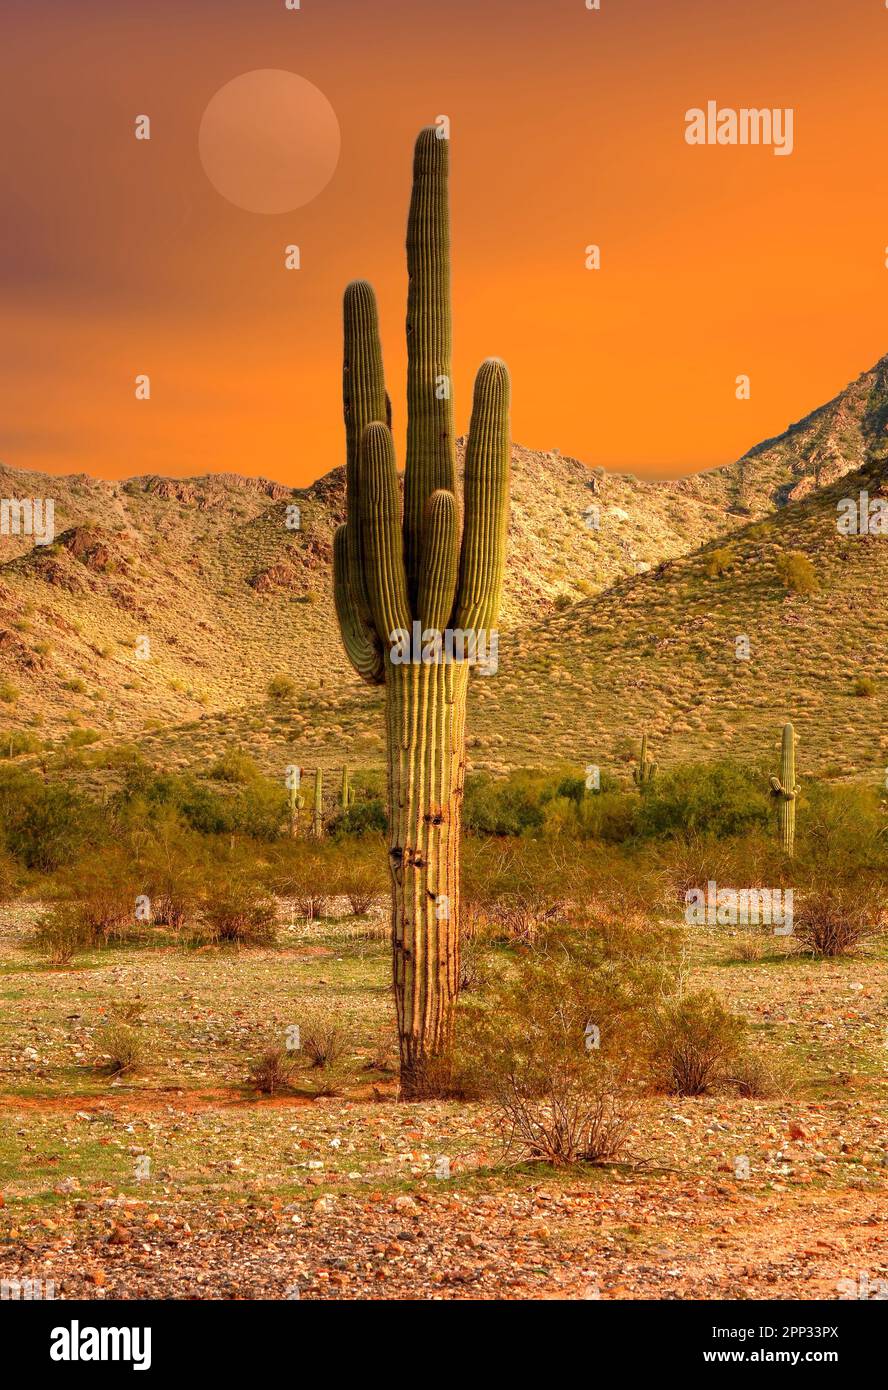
[459,923,677,1164]
[117,769,287,842]
[853,676,877,697]
[200,880,278,944]
[0,848,18,903]
[797,783,887,877]
[299,1007,346,1068]
[0,729,43,758]
[0,682,20,704]
[458,928,492,994]
[93,1020,145,1077]
[661,828,792,918]
[248,1046,297,1095]
[65,728,100,748]
[208,749,261,784]
[267,674,296,701]
[108,997,146,1025]
[366,1025,398,1074]
[140,825,205,930]
[334,845,387,914]
[0,769,104,871]
[637,761,771,844]
[729,934,766,963]
[461,839,571,942]
[231,777,289,840]
[50,854,142,945]
[792,881,885,957]
[268,842,334,921]
[34,910,89,964]
[703,546,734,579]
[565,790,639,843]
[774,549,818,595]
[723,1049,795,1100]
[328,798,387,837]
[463,769,550,836]
[650,990,746,1097]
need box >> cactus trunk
[313,768,324,839]
[387,660,468,1096]
[769,722,799,857]
[333,128,510,1098]
[632,731,657,792]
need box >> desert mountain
[1,353,887,777]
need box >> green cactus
[632,732,657,792]
[287,767,305,838]
[769,721,799,856]
[340,766,354,811]
[333,127,510,1097]
[313,767,324,839]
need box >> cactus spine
[769,721,799,856]
[333,128,510,1097]
[313,767,324,839]
[632,732,657,792]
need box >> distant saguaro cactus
[313,767,324,839]
[769,722,799,856]
[288,768,304,838]
[632,732,657,792]
[340,766,354,811]
[333,127,510,1097]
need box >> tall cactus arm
[404,128,456,609]
[418,489,459,633]
[343,280,388,624]
[333,525,385,684]
[358,423,411,645]
[455,358,511,635]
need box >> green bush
[207,749,261,784]
[774,550,818,595]
[266,674,296,702]
[0,729,43,758]
[328,798,387,838]
[636,761,771,843]
[650,990,746,1097]
[0,768,105,871]
[458,922,677,1162]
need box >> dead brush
[792,882,885,958]
[300,1008,346,1068]
[247,1046,297,1096]
[731,933,765,963]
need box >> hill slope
[1,353,887,778]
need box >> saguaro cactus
[288,769,304,838]
[333,127,510,1097]
[632,732,657,792]
[340,766,354,811]
[769,722,799,856]
[313,767,324,839]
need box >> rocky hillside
[1,353,887,776]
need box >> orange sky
[2,0,887,484]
